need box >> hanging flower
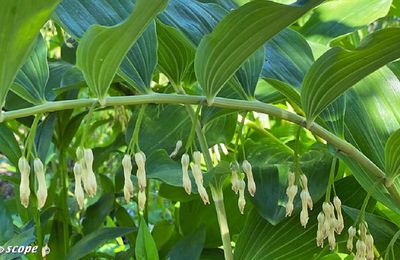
[347,226,357,252]
[170,140,183,158]
[18,157,31,208]
[230,161,240,194]
[355,240,367,260]
[73,162,85,210]
[181,153,191,195]
[190,163,209,204]
[238,179,246,214]
[333,196,344,234]
[34,158,47,210]
[242,160,256,197]
[285,171,297,217]
[122,154,134,202]
[83,148,97,197]
[138,189,146,211]
[135,152,147,191]
[316,212,325,248]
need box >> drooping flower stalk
[122,154,134,202]
[34,158,47,210]
[18,157,31,208]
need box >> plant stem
[211,185,234,260]
[1,94,399,205]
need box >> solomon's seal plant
[1,0,400,259]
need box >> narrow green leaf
[301,28,400,123]
[76,0,168,102]
[12,35,49,105]
[136,217,159,260]
[66,227,135,260]
[0,0,60,109]
[385,129,400,180]
[194,0,323,102]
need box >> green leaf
[11,35,49,105]
[156,22,196,87]
[0,0,60,109]
[300,0,392,44]
[55,0,158,94]
[167,226,206,260]
[301,28,400,123]
[66,227,135,260]
[194,0,323,102]
[75,0,167,102]
[136,217,159,260]
[263,28,314,88]
[0,124,21,167]
[82,193,115,235]
[385,129,400,180]
[0,199,13,244]
[35,113,56,163]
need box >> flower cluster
[181,151,209,204]
[316,196,344,250]
[347,222,375,260]
[285,171,298,217]
[121,152,147,211]
[18,157,48,209]
[230,160,257,214]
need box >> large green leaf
[263,28,314,88]
[75,0,167,101]
[0,0,60,109]
[136,217,159,260]
[385,129,400,180]
[82,193,115,235]
[55,0,157,93]
[300,0,392,44]
[167,226,206,260]
[160,0,264,97]
[12,35,49,105]
[339,67,400,214]
[0,199,13,244]
[66,227,135,260]
[194,0,323,102]
[156,22,196,87]
[301,28,400,123]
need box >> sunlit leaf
[136,217,159,260]
[0,0,60,109]
[75,0,167,101]
[301,28,400,123]
[385,129,400,180]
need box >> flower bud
[300,191,310,227]
[347,226,356,252]
[359,221,368,240]
[135,152,146,191]
[73,163,85,209]
[334,199,344,234]
[190,164,209,204]
[82,149,97,197]
[316,212,325,247]
[365,234,374,260]
[356,240,367,259]
[300,175,313,210]
[18,157,31,208]
[213,145,221,162]
[138,190,146,211]
[170,140,183,158]
[230,161,240,194]
[285,185,298,217]
[288,171,295,186]
[193,151,202,165]
[34,158,47,210]
[242,160,256,197]
[300,208,309,228]
[238,180,246,214]
[181,154,191,195]
[122,155,134,202]
[83,149,94,170]
[198,185,210,205]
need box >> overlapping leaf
[12,35,49,105]
[301,28,400,123]
[300,0,392,44]
[75,0,167,101]
[0,0,60,109]
[385,129,400,179]
[194,0,324,102]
